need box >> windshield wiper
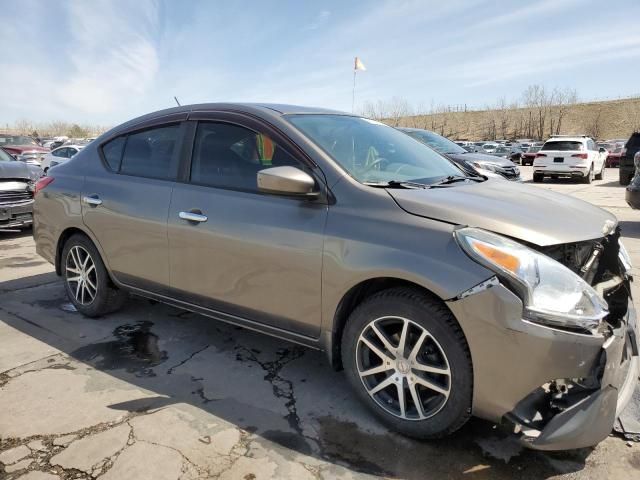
[363,180,427,189]
[431,175,482,186]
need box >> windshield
[0,148,16,162]
[401,129,467,155]
[528,146,541,153]
[542,141,584,151]
[494,146,510,154]
[0,135,38,146]
[287,115,463,185]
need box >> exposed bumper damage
[447,230,639,451]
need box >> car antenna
[174,96,181,106]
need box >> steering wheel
[361,157,390,174]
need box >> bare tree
[623,98,640,133]
[582,106,603,139]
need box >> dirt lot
[1,167,639,480]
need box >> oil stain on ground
[71,321,168,377]
[314,416,590,480]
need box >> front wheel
[341,288,472,439]
[533,173,543,183]
[61,234,128,317]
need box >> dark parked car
[33,104,637,450]
[398,128,521,181]
[626,151,640,209]
[488,145,524,164]
[620,132,640,185]
[0,147,42,229]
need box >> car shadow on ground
[595,180,626,188]
[0,275,597,479]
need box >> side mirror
[599,147,606,153]
[257,166,318,198]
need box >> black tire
[620,171,631,186]
[61,234,127,317]
[341,287,472,440]
[582,165,593,184]
[533,173,543,183]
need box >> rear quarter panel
[33,153,88,268]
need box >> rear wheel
[341,288,472,439]
[533,173,543,183]
[582,165,593,184]
[61,234,127,317]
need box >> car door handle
[83,195,102,206]
[179,211,208,223]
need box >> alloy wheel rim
[66,246,98,305]
[356,316,451,421]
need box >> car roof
[544,137,588,142]
[137,102,347,119]
[106,103,354,140]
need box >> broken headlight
[455,227,608,330]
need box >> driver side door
[167,113,328,337]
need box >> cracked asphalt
[1,167,640,480]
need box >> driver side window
[190,122,301,192]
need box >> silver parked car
[33,104,638,450]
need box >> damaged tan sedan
[33,104,639,450]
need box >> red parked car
[520,145,541,166]
[0,135,48,166]
[606,145,624,167]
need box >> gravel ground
[0,166,638,480]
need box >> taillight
[34,176,54,194]
[535,153,547,157]
[571,153,588,159]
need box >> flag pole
[352,67,356,113]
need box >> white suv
[532,136,606,183]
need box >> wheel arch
[327,277,455,371]
[55,226,112,278]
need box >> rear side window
[120,125,180,180]
[101,137,125,171]
[541,141,584,151]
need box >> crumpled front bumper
[447,282,639,451]
[0,200,33,228]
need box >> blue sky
[1,0,639,126]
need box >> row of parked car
[0,135,92,230]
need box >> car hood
[447,152,515,166]
[0,160,42,181]
[388,179,616,246]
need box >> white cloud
[448,30,640,87]
[471,0,580,29]
[58,0,160,114]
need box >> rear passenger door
[83,118,187,290]
[167,113,328,337]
